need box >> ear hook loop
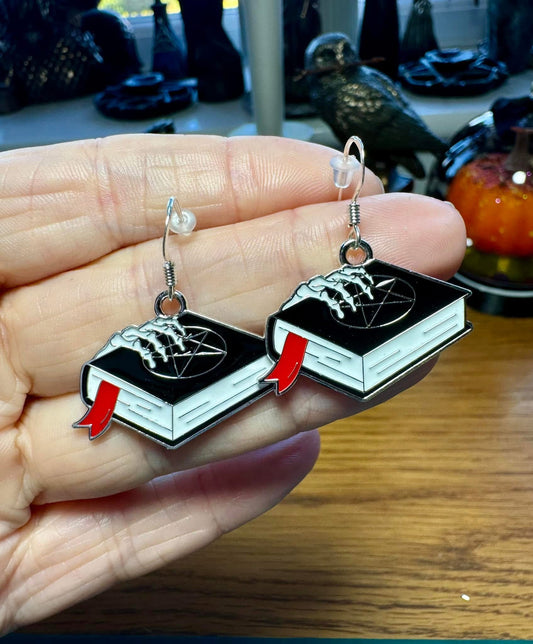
[155,197,188,317]
[330,136,373,265]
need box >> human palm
[0,134,465,633]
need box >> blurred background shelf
[0,71,531,152]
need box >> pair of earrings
[74,137,472,448]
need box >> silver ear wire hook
[342,136,365,247]
[330,135,365,203]
[343,135,365,205]
[157,197,197,316]
[332,135,365,246]
[163,197,174,265]
[331,136,372,265]
[330,137,365,246]
[163,197,177,301]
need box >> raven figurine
[304,32,446,178]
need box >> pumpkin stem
[504,126,533,173]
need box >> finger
[16,361,434,507]
[4,194,465,397]
[0,135,383,288]
[5,431,320,633]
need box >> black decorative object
[80,8,141,85]
[359,0,400,79]
[304,32,446,179]
[265,258,471,400]
[0,34,20,113]
[151,0,187,81]
[74,196,274,448]
[94,73,195,120]
[429,92,533,203]
[427,93,533,317]
[283,0,321,113]
[399,48,508,96]
[0,0,105,109]
[76,310,272,448]
[400,0,438,64]
[179,0,244,102]
[487,0,533,75]
[145,119,176,134]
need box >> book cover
[265,259,472,399]
[75,311,273,447]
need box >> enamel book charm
[264,136,472,399]
[74,198,272,447]
[74,136,472,449]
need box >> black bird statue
[304,32,446,181]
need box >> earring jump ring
[154,290,187,318]
[339,239,373,266]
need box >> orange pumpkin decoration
[447,148,533,258]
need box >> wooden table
[28,308,533,639]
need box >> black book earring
[74,136,472,449]
[264,135,472,400]
[74,197,272,448]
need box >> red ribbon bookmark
[74,380,120,440]
[264,332,308,394]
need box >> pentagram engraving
[141,325,227,379]
[281,265,415,329]
[333,274,416,328]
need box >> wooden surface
[28,308,533,638]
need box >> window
[97,0,486,73]
[99,0,238,17]
[99,0,486,50]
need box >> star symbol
[147,326,228,380]
[165,329,228,378]
[338,276,416,328]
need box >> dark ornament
[283,0,321,111]
[76,309,272,448]
[429,91,533,192]
[399,48,508,96]
[179,0,244,102]
[359,0,400,79]
[400,0,438,64]
[487,0,533,75]
[304,32,446,179]
[427,91,533,317]
[265,257,471,400]
[94,72,195,120]
[145,119,176,134]
[80,9,142,85]
[151,0,187,81]
[0,0,105,109]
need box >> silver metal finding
[335,135,372,264]
[163,260,176,301]
[163,198,177,301]
[342,136,365,245]
[163,197,175,265]
[342,135,365,206]
[339,239,373,266]
[348,201,361,231]
[154,290,187,318]
[160,196,191,310]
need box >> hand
[0,134,465,633]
